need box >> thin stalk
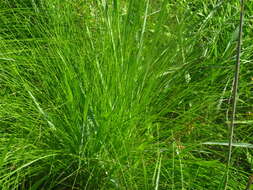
[225,0,244,189]
[246,174,253,190]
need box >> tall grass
[0,0,253,189]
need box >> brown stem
[225,0,244,189]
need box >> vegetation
[0,0,253,189]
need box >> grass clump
[0,0,253,189]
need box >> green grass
[0,0,253,189]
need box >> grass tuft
[0,0,253,189]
